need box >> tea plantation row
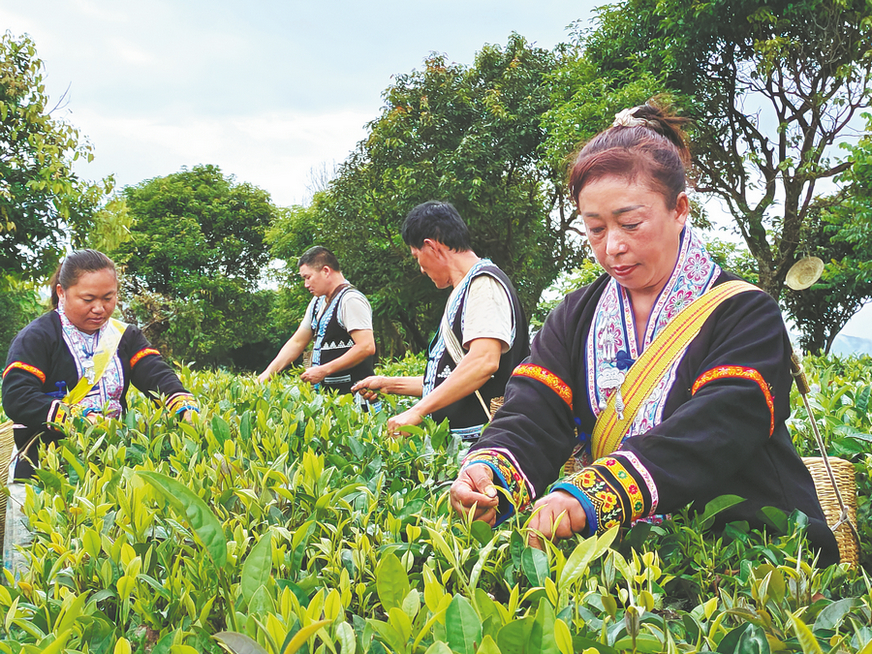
[0,354,870,653]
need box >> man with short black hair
[353,201,529,440]
[258,246,376,404]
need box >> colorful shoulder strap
[64,318,128,406]
[591,280,760,459]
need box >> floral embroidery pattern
[58,308,124,418]
[47,400,69,427]
[558,454,652,533]
[615,450,659,513]
[463,448,532,519]
[692,366,775,436]
[587,224,720,426]
[683,250,711,283]
[513,364,573,409]
[3,361,46,383]
[130,348,160,368]
[664,289,694,319]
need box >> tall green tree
[784,121,872,353]
[114,165,278,368]
[545,0,872,298]
[310,34,586,354]
[0,32,109,279]
[262,204,321,353]
[782,201,871,354]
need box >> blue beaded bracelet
[174,405,200,416]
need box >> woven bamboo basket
[802,456,859,567]
[0,421,15,555]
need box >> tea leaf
[241,531,274,607]
[335,622,356,654]
[521,547,549,587]
[36,628,72,654]
[699,495,746,525]
[212,415,231,444]
[281,619,331,654]
[424,643,453,654]
[249,584,274,615]
[137,470,228,568]
[498,617,532,654]
[756,506,789,534]
[376,552,410,612]
[813,598,860,631]
[477,635,502,654]
[787,614,823,654]
[530,598,560,654]
[554,618,573,654]
[54,591,88,634]
[446,595,482,654]
[559,535,597,588]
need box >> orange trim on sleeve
[513,363,573,410]
[3,361,46,383]
[692,365,775,436]
[130,348,160,368]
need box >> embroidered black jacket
[3,311,194,477]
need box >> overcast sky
[3,0,870,340]
[2,0,597,206]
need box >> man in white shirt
[258,247,376,402]
[353,202,529,440]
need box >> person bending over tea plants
[2,249,198,478]
[449,103,840,566]
[353,202,529,442]
[258,246,377,408]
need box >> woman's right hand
[450,463,500,525]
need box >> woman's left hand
[182,409,197,424]
[527,490,587,550]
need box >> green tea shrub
[788,354,872,569]
[0,360,867,653]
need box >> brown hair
[569,101,690,210]
[49,249,117,308]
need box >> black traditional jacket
[3,311,195,477]
[465,272,840,566]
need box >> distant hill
[831,334,872,357]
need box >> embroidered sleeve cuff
[47,400,70,428]
[166,393,198,415]
[462,448,532,525]
[558,454,653,534]
[551,482,598,536]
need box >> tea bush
[787,354,872,571]
[0,361,870,653]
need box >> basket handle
[790,352,860,542]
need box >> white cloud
[72,108,371,206]
[107,36,156,67]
